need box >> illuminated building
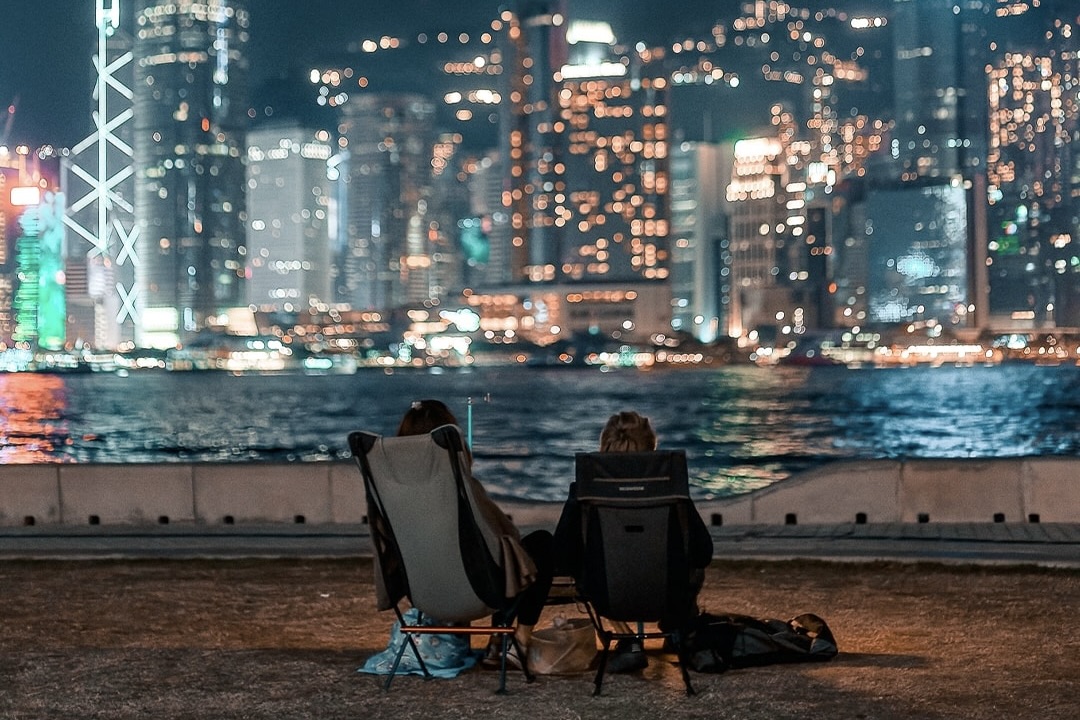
[132,0,250,348]
[245,124,333,313]
[862,183,970,327]
[423,132,467,304]
[985,32,1080,326]
[461,150,511,287]
[670,141,731,342]
[337,93,435,311]
[556,24,672,287]
[502,0,568,283]
[725,136,792,338]
[62,0,135,350]
[891,0,965,181]
[0,167,16,345]
[12,191,66,351]
[464,282,671,347]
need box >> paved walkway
[3,521,1079,568]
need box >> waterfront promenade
[4,519,1080,567]
[5,463,1080,717]
[3,549,1078,719]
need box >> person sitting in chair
[553,410,714,673]
[396,399,555,668]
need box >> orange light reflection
[0,374,70,463]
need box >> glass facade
[864,183,970,325]
[133,0,250,348]
[245,124,333,313]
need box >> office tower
[63,0,135,351]
[891,0,967,181]
[0,166,17,346]
[132,0,250,348]
[556,21,671,284]
[502,0,568,283]
[725,136,792,339]
[670,141,731,342]
[461,150,511,287]
[862,183,970,326]
[337,93,435,311]
[11,191,66,351]
[985,15,1080,327]
[245,124,333,313]
[424,133,467,304]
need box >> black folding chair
[570,449,701,696]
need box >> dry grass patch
[1,559,1077,719]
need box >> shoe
[481,637,524,671]
[606,641,648,673]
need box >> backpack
[685,612,838,673]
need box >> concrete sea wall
[699,457,1080,526]
[1,457,1078,528]
[0,462,365,527]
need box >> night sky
[0,0,748,148]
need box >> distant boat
[780,348,842,367]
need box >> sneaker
[606,641,648,673]
[481,637,524,671]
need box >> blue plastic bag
[359,608,479,678]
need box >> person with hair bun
[395,399,554,669]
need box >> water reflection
[0,365,1077,500]
[0,374,70,462]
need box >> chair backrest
[349,425,505,623]
[573,450,695,625]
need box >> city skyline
[2,0,736,149]
[2,0,1080,367]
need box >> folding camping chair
[570,449,701,696]
[348,425,533,693]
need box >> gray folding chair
[348,424,533,693]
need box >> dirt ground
[1,558,1077,720]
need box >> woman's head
[599,410,657,452]
[397,399,458,436]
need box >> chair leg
[511,635,535,683]
[592,634,613,696]
[671,632,696,697]
[383,608,433,690]
[496,632,509,694]
[383,637,409,690]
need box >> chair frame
[584,603,695,696]
[571,450,700,696]
[382,605,530,693]
[350,427,534,693]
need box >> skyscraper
[245,124,333,313]
[984,8,1080,327]
[337,93,435,311]
[62,0,136,351]
[132,0,250,348]
[555,24,672,285]
[670,141,731,342]
[725,136,791,338]
[863,183,970,326]
[891,0,965,181]
[502,0,568,284]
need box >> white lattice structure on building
[61,0,137,349]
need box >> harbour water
[2,363,1079,501]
